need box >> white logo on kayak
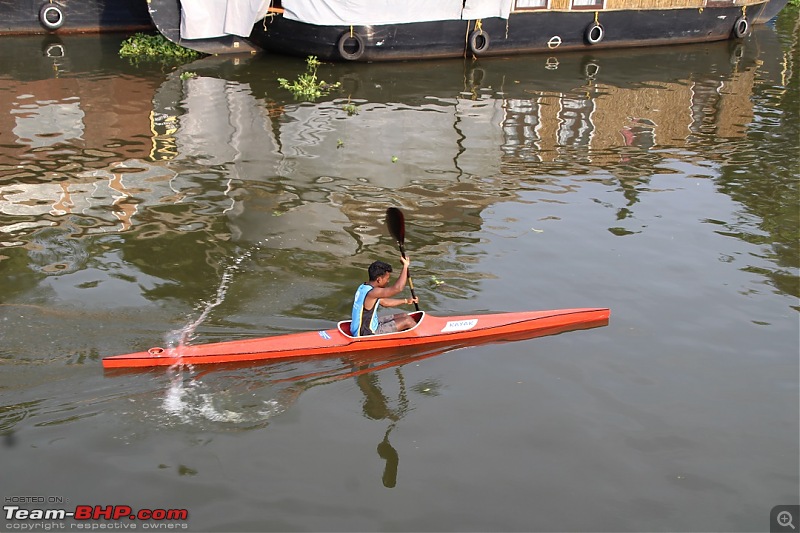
[441,319,478,333]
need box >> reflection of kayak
[102,308,610,369]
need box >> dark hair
[368,261,392,281]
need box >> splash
[162,369,244,424]
[160,364,289,428]
[166,240,268,349]
[154,240,291,428]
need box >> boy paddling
[351,256,419,336]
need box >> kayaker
[351,256,419,336]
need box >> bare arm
[364,255,415,306]
[378,295,419,308]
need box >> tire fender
[732,17,750,39]
[337,32,365,61]
[39,3,65,31]
[585,22,604,45]
[468,29,490,55]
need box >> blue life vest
[351,283,380,336]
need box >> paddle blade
[386,207,405,244]
[386,206,418,311]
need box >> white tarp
[281,0,511,26]
[462,0,513,20]
[179,0,513,39]
[281,0,462,25]
[180,0,270,39]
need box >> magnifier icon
[778,511,796,530]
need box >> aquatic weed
[119,33,202,65]
[278,56,341,101]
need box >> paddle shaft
[396,241,420,312]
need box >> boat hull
[752,0,788,23]
[102,308,610,368]
[250,5,767,62]
[145,0,261,55]
[0,0,152,35]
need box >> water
[1,14,798,532]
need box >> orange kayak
[101,307,610,369]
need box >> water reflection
[358,367,406,489]
[0,24,796,329]
[2,31,791,244]
[149,358,415,486]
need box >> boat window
[515,0,549,9]
[571,0,604,9]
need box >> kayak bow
[101,307,609,369]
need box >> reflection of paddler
[357,371,391,420]
[356,367,407,488]
[377,424,399,488]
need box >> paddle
[386,207,420,311]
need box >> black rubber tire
[337,32,365,61]
[585,22,604,45]
[468,30,490,55]
[732,17,750,39]
[39,3,65,31]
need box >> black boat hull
[0,0,152,35]
[752,0,788,23]
[251,5,767,62]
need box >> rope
[463,22,470,58]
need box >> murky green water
[1,12,798,532]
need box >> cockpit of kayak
[337,311,425,339]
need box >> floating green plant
[278,56,341,101]
[343,102,359,116]
[119,33,202,64]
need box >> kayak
[101,307,609,369]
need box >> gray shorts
[374,315,399,334]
